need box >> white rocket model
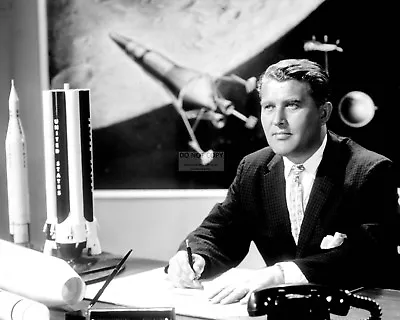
[42,84,101,260]
[5,80,31,246]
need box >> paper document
[85,267,253,319]
[0,289,50,320]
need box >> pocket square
[320,232,347,249]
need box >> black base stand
[40,240,125,285]
[67,251,125,285]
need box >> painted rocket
[109,32,258,163]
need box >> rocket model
[5,80,31,247]
[304,35,343,75]
[109,32,258,165]
[42,84,101,261]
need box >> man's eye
[287,103,300,109]
[262,104,274,111]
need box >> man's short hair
[257,59,331,106]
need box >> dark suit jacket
[181,131,399,289]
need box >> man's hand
[205,266,284,305]
[166,250,205,289]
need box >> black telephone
[247,283,382,320]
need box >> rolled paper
[0,290,50,320]
[0,239,86,307]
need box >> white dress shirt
[275,134,328,284]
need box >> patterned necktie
[288,164,305,244]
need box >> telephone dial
[247,283,382,320]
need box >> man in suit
[166,59,399,304]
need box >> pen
[186,239,201,284]
[185,239,195,272]
[87,249,133,310]
[163,240,195,275]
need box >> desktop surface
[50,258,400,320]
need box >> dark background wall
[93,0,400,189]
[285,0,400,173]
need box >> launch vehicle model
[42,84,101,260]
[5,80,31,247]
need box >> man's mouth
[273,132,291,138]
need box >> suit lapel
[296,134,341,256]
[262,155,293,239]
[296,173,334,255]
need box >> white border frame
[94,189,228,199]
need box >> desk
[332,288,400,320]
[50,257,166,320]
[51,258,400,320]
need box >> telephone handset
[247,283,382,320]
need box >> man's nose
[272,108,287,126]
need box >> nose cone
[109,32,148,59]
[109,32,130,49]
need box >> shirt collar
[283,134,328,179]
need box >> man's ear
[320,101,333,125]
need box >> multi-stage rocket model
[5,80,31,247]
[42,84,101,261]
[109,32,258,165]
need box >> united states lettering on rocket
[5,80,31,247]
[42,84,101,260]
